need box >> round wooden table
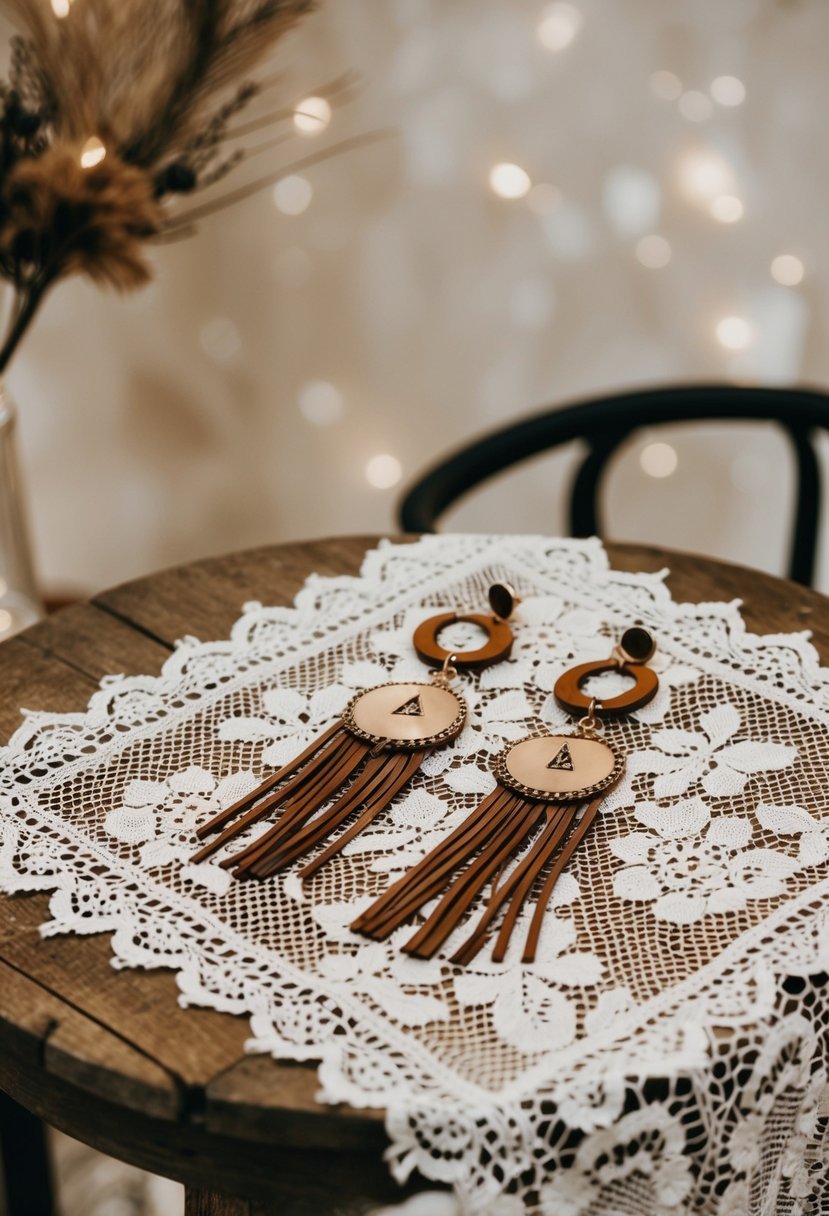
[0,537,824,1216]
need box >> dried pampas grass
[2,142,161,289]
[0,0,370,373]
[1,0,313,168]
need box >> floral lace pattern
[0,535,828,1214]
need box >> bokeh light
[365,454,403,489]
[298,381,345,426]
[770,254,805,286]
[716,316,753,350]
[710,75,746,107]
[293,96,332,135]
[489,163,532,199]
[80,136,106,168]
[273,175,313,215]
[678,150,735,202]
[537,3,583,52]
[640,442,678,478]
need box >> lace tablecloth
[1,536,828,1215]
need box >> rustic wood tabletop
[0,537,823,1215]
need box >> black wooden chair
[398,383,829,587]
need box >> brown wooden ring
[554,659,659,718]
[412,611,513,672]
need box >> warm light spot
[678,91,714,122]
[537,3,583,52]
[51,0,72,15]
[365,454,402,489]
[677,150,735,202]
[489,162,531,200]
[0,609,12,634]
[273,175,313,215]
[710,75,746,107]
[635,234,671,269]
[716,316,753,350]
[293,96,332,135]
[640,442,678,478]
[80,137,106,169]
[298,380,344,426]
[709,194,744,223]
[650,70,682,101]
[771,254,804,287]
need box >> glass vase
[0,385,43,637]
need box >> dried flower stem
[226,71,359,139]
[0,274,49,374]
[163,129,391,234]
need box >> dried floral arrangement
[0,0,363,374]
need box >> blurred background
[5,0,829,591]
[2,3,827,1211]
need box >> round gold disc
[343,682,466,750]
[495,733,623,803]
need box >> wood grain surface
[0,535,826,1206]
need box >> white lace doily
[1,536,828,1215]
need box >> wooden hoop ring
[554,659,659,718]
[413,612,513,672]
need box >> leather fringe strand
[192,724,426,880]
[352,790,605,963]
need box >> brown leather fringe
[192,724,367,868]
[224,731,370,876]
[352,786,550,956]
[451,801,574,966]
[297,750,425,880]
[353,788,607,964]
[401,794,546,960]
[489,805,577,963]
[240,747,425,880]
[192,711,432,882]
[352,785,521,941]
[192,721,345,864]
[519,794,604,963]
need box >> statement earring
[352,627,658,965]
[191,585,519,880]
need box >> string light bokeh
[5,0,829,594]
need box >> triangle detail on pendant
[547,742,575,771]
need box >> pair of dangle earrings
[194,588,659,963]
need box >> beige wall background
[6,0,829,596]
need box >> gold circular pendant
[495,733,624,803]
[343,682,466,750]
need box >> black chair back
[398,383,829,586]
